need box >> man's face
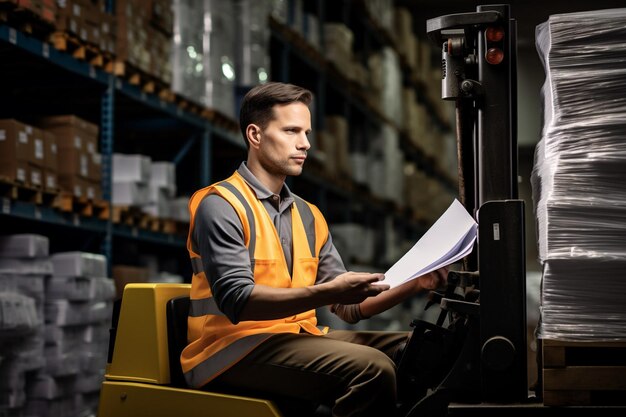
[256,102,312,177]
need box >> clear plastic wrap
[532,8,626,340]
[172,0,238,118]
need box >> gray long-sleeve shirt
[192,162,362,324]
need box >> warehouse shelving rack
[269,0,457,268]
[0,0,455,278]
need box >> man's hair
[239,82,313,148]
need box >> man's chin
[285,164,305,176]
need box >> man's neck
[246,159,286,195]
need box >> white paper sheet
[379,199,478,289]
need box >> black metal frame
[397,5,528,413]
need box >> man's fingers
[372,283,390,292]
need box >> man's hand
[329,271,389,305]
[415,266,449,291]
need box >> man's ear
[246,124,262,149]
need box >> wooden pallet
[112,205,145,226]
[112,206,186,235]
[49,31,114,70]
[0,176,57,205]
[115,60,175,101]
[542,339,626,406]
[53,192,110,218]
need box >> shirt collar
[237,162,294,205]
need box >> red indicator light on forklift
[485,48,504,64]
[486,26,505,42]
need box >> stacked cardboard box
[168,196,190,224]
[0,119,58,191]
[55,0,116,55]
[2,0,57,25]
[29,251,115,417]
[0,119,33,186]
[323,23,354,78]
[0,235,119,417]
[363,0,394,33]
[393,7,417,70]
[38,115,101,200]
[112,153,151,207]
[116,0,173,84]
[0,234,51,413]
[143,161,177,218]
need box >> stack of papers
[380,199,478,289]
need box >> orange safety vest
[181,171,329,388]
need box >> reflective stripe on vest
[182,171,329,388]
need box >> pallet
[112,205,186,236]
[542,339,626,406]
[53,192,110,219]
[49,31,114,70]
[200,107,239,132]
[112,205,145,226]
[0,176,58,205]
[115,60,175,101]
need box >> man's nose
[297,133,311,150]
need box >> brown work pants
[209,330,409,417]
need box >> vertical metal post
[100,78,115,275]
[477,4,517,204]
[201,127,212,186]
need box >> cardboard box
[57,149,89,178]
[28,164,44,188]
[0,159,28,184]
[43,131,58,171]
[0,234,49,258]
[39,115,98,140]
[112,181,149,206]
[112,265,149,298]
[84,179,102,201]
[51,251,107,278]
[58,174,83,198]
[44,169,58,191]
[88,153,102,182]
[0,119,31,163]
[32,127,46,167]
[113,153,151,183]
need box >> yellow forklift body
[98,381,282,417]
[105,283,189,384]
[98,283,282,417]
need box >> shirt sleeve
[193,194,254,324]
[314,230,365,323]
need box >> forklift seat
[166,295,191,388]
[164,294,329,417]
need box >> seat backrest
[166,295,190,388]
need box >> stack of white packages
[532,9,626,340]
[26,252,115,417]
[0,234,50,414]
[143,161,177,218]
[235,0,272,87]
[172,0,238,119]
[112,153,152,208]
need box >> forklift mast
[427,4,527,403]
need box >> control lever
[429,270,479,327]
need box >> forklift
[96,4,563,417]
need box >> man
[181,82,447,417]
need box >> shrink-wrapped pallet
[532,9,626,340]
